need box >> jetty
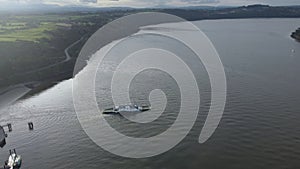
[0,126,6,148]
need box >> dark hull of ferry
[103,106,151,115]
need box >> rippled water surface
[1,19,300,169]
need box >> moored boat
[4,149,22,169]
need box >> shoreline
[0,84,32,109]
[0,36,85,106]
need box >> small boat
[103,105,151,115]
[4,149,22,169]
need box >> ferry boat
[103,105,151,115]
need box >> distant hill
[156,5,300,21]
[0,3,134,14]
[151,5,232,10]
[1,3,300,15]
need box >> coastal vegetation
[0,22,57,42]
[0,11,129,88]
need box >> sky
[0,0,299,8]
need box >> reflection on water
[0,18,300,169]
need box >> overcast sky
[0,0,299,7]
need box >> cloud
[180,0,219,4]
[80,0,97,3]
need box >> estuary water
[0,18,300,169]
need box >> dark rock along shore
[291,28,300,41]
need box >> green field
[0,22,57,42]
[0,22,27,30]
[12,14,101,23]
[0,13,102,43]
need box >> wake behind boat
[103,105,151,115]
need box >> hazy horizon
[0,0,299,9]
